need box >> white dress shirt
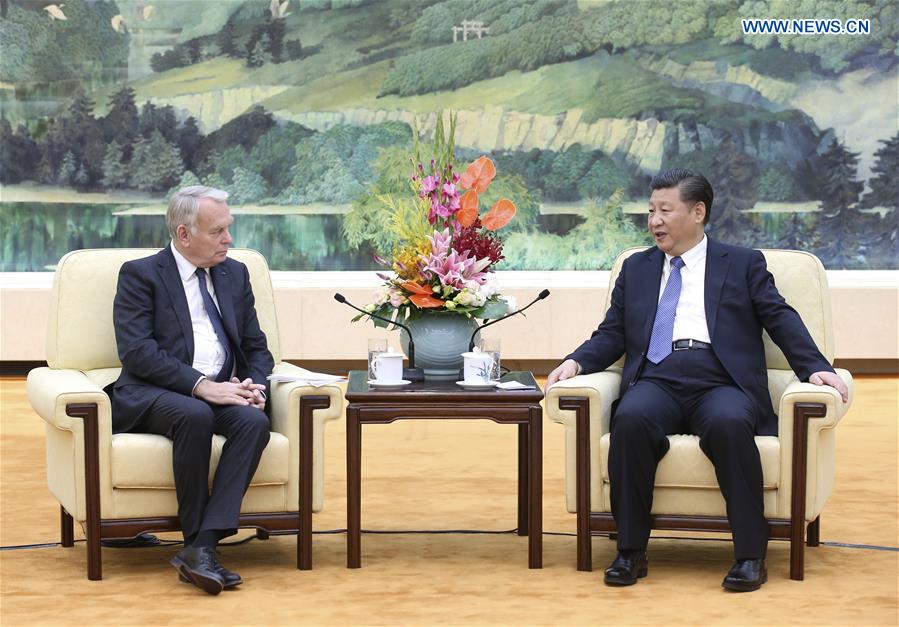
[658,234,711,344]
[170,243,229,380]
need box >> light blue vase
[400,313,480,381]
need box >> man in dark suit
[547,169,848,592]
[112,186,274,595]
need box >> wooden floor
[1,375,897,626]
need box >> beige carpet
[1,375,896,626]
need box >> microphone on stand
[467,289,551,352]
[333,293,425,382]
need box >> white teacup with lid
[371,348,405,382]
[461,348,495,383]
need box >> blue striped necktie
[195,268,233,382]
[646,256,685,364]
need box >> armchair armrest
[26,367,115,527]
[545,370,622,436]
[777,368,853,434]
[775,368,853,524]
[268,362,345,513]
[26,367,113,434]
[268,362,344,437]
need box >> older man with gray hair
[110,186,274,595]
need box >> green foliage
[662,148,716,175]
[168,171,204,199]
[0,1,127,83]
[861,132,899,210]
[194,106,276,172]
[583,0,729,51]
[0,119,39,184]
[410,0,571,46]
[494,146,630,203]
[343,146,420,251]
[58,152,77,186]
[129,131,184,192]
[579,157,631,202]
[100,142,129,189]
[707,138,761,246]
[381,12,603,97]
[757,168,801,202]
[502,191,650,270]
[817,138,863,214]
[229,167,269,205]
[280,122,411,204]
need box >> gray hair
[166,186,229,238]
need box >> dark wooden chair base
[62,395,330,580]
[558,396,827,581]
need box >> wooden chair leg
[67,403,103,580]
[60,506,74,547]
[560,396,592,571]
[298,395,330,571]
[806,516,820,547]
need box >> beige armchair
[27,248,343,580]
[546,248,853,580]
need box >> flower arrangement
[358,115,518,326]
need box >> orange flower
[401,281,433,295]
[457,189,480,228]
[459,156,496,194]
[482,198,517,231]
[410,293,445,308]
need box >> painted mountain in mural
[1,0,897,270]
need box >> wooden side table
[344,371,544,568]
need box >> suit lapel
[157,246,195,359]
[639,248,665,346]
[704,238,730,339]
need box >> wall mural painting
[0,0,897,272]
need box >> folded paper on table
[267,368,346,387]
[495,381,536,390]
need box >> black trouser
[609,348,768,559]
[137,392,270,542]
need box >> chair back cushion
[46,248,281,370]
[605,246,834,369]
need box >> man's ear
[175,224,191,246]
[693,202,707,224]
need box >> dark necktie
[195,268,233,382]
[647,256,685,364]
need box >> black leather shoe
[722,558,767,592]
[170,546,225,595]
[179,562,242,588]
[604,550,648,586]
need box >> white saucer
[367,379,411,387]
[455,380,499,389]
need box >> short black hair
[650,168,714,224]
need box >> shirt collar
[170,241,201,283]
[665,233,707,270]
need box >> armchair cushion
[598,434,781,490]
[111,432,290,489]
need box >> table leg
[528,406,543,568]
[517,423,528,536]
[346,406,362,568]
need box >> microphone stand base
[403,367,425,383]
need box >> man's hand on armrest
[547,359,582,387]
[809,370,849,403]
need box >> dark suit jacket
[567,239,833,436]
[111,246,275,433]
